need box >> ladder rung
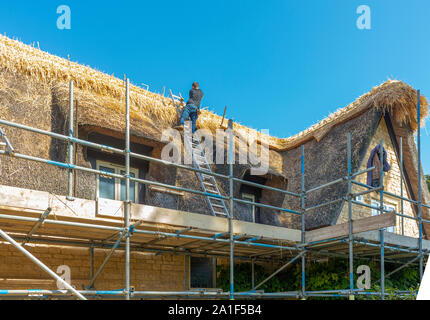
[185,135,229,219]
[211,203,225,209]
[214,211,228,216]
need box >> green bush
[216,258,419,300]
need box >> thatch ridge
[0,35,427,152]
[276,80,428,150]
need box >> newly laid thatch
[0,35,427,153]
[0,35,278,147]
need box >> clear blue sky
[1,0,430,173]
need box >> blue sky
[1,0,430,173]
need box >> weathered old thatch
[0,35,429,234]
[276,80,428,151]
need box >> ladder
[183,122,230,218]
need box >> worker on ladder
[174,82,204,134]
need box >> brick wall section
[0,242,186,291]
[337,119,419,237]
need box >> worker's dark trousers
[180,104,198,133]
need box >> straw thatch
[0,35,427,153]
[276,80,428,151]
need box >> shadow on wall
[49,92,67,163]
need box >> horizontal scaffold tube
[0,289,416,299]
[383,190,418,205]
[233,198,301,215]
[131,228,299,251]
[351,239,430,255]
[305,167,376,195]
[0,119,228,180]
[232,177,300,198]
[305,197,343,212]
[0,289,126,296]
[0,149,299,217]
[0,150,230,201]
[0,212,299,252]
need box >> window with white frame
[96,160,139,203]
[371,199,395,233]
[355,195,364,203]
[242,193,256,223]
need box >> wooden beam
[305,212,396,243]
[149,185,185,197]
[220,106,227,129]
[356,230,430,251]
[131,203,301,242]
[0,185,301,243]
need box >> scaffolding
[0,80,428,300]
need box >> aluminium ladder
[182,121,230,218]
[169,89,230,218]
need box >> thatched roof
[0,35,427,154]
[1,35,430,234]
[277,80,428,151]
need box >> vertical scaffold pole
[67,80,74,200]
[379,138,385,300]
[400,137,404,236]
[228,119,234,300]
[125,78,131,300]
[301,145,306,299]
[90,243,94,281]
[417,89,424,282]
[380,229,385,300]
[251,258,255,289]
[347,132,354,300]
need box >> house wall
[0,242,186,292]
[281,108,380,230]
[337,118,419,237]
